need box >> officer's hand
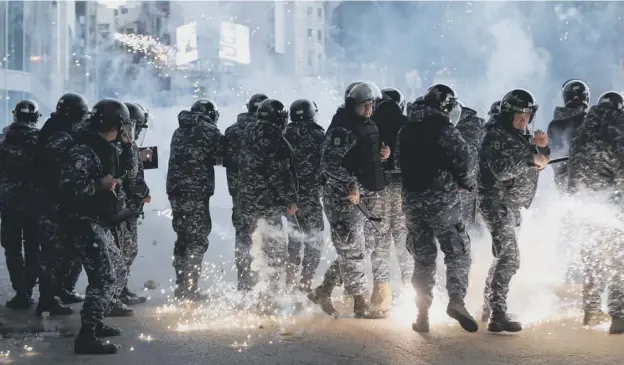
[533,130,548,148]
[143,195,152,203]
[287,204,297,215]
[140,148,153,162]
[533,154,549,170]
[347,189,360,204]
[381,145,391,160]
[100,175,120,191]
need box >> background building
[0,1,75,125]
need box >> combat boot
[608,318,624,334]
[487,312,522,333]
[105,301,134,317]
[120,286,147,305]
[36,297,73,317]
[5,293,32,310]
[307,282,338,317]
[583,310,610,326]
[353,294,373,318]
[446,296,478,333]
[367,282,392,319]
[74,323,119,355]
[57,289,85,304]
[95,322,122,338]
[412,308,430,333]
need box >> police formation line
[1,80,623,355]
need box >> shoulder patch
[333,137,342,146]
[493,141,501,151]
[75,158,84,170]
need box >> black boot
[609,318,624,335]
[74,324,119,355]
[446,297,478,333]
[36,297,73,316]
[583,310,610,326]
[120,286,147,305]
[95,323,122,338]
[6,293,32,310]
[487,312,522,333]
[307,282,338,317]
[412,308,430,333]
[105,301,134,317]
[57,290,85,304]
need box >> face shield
[120,121,136,143]
[135,108,151,145]
[448,101,462,126]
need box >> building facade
[0,1,74,125]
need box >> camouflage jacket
[223,112,256,197]
[284,119,325,197]
[547,106,586,188]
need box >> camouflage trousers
[169,194,211,293]
[1,210,40,296]
[75,221,126,327]
[38,212,81,302]
[322,189,367,296]
[403,191,472,310]
[459,190,481,231]
[378,182,412,284]
[286,193,324,283]
[580,223,624,317]
[362,191,392,284]
[114,217,139,290]
[480,201,521,315]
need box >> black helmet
[344,81,363,99]
[56,93,89,121]
[597,92,624,112]
[290,99,317,122]
[12,99,41,123]
[488,100,501,116]
[345,81,382,106]
[125,102,149,141]
[256,98,289,131]
[90,98,130,133]
[191,99,219,123]
[247,93,269,113]
[500,89,538,123]
[423,84,458,114]
[562,79,590,108]
[415,95,425,103]
[381,87,406,111]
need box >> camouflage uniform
[568,104,624,321]
[479,116,549,315]
[59,131,128,329]
[283,119,325,289]
[36,120,83,309]
[0,121,41,304]
[223,112,257,289]
[122,143,150,275]
[320,107,385,296]
[455,107,486,227]
[397,103,475,311]
[547,106,587,284]
[238,119,298,291]
[166,111,224,296]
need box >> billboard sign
[218,21,251,65]
[176,21,199,66]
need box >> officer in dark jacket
[548,79,590,189]
[119,102,150,306]
[0,100,42,309]
[238,99,298,305]
[397,84,478,333]
[567,91,624,334]
[166,99,224,301]
[60,99,131,354]
[36,93,89,316]
[307,81,386,319]
[455,105,486,227]
[223,93,267,291]
[479,89,550,333]
[284,99,325,293]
